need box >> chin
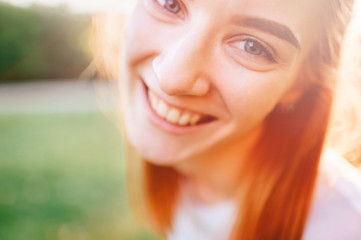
[123,108,183,166]
[125,128,188,166]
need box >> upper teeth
[148,89,202,126]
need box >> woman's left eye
[156,0,181,14]
[235,39,275,62]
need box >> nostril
[189,77,211,96]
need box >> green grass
[0,113,160,240]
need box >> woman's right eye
[155,0,182,14]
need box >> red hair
[142,0,356,239]
[93,0,358,239]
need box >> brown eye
[235,38,275,61]
[243,40,263,55]
[157,0,181,14]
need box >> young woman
[98,0,361,239]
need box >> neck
[174,126,262,205]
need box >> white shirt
[168,150,361,240]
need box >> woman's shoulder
[303,149,361,240]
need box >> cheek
[124,6,162,65]
[219,69,294,122]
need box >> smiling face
[121,0,320,166]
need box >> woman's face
[121,0,318,165]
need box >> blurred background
[0,0,159,239]
[0,0,360,240]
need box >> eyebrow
[230,15,301,49]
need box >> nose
[152,25,212,97]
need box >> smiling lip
[142,81,216,134]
